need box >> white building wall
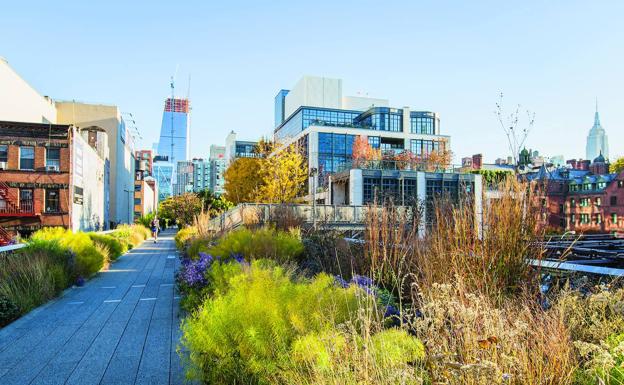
[284,76,342,119]
[0,58,57,123]
[56,102,135,225]
[71,130,106,232]
[342,96,389,111]
[349,169,363,205]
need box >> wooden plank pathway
[0,229,194,385]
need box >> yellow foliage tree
[257,145,308,203]
[224,157,265,204]
[610,157,624,174]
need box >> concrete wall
[0,58,57,123]
[284,76,342,119]
[71,130,106,232]
[342,96,389,111]
[56,101,135,226]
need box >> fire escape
[0,181,36,246]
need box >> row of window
[0,145,61,170]
[410,139,446,155]
[410,117,435,135]
[569,181,608,191]
[567,213,619,225]
[0,188,60,213]
[569,196,617,207]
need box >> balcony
[0,181,37,217]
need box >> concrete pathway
[0,229,192,385]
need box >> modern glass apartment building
[191,158,211,193]
[273,76,450,199]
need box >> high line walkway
[0,229,193,385]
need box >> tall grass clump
[31,227,107,278]
[0,239,74,315]
[365,177,544,302]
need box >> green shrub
[89,233,127,261]
[32,227,106,277]
[181,261,360,384]
[175,226,198,251]
[110,224,150,249]
[575,333,624,384]
[206,227,304,263]
[0,295,20,327]
[187,236,213,259]
[137,212,156,228]
[288,328,426,384]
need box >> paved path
[0,229,192,385]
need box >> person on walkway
[151,217,160,243]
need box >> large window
[318,133,356,177]
[410,139,445,155]
[20,146,35,170]
[46,148,60,170]
[410,117,434,134]
[19,189,33,212]
[0,145,7,163]
[45,189,60,213]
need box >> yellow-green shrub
[110,224,150,249]
[32,227,106,277]
[287,328,426,384]
[175,226,198,250]
[88,233,127,261]
[181,261,360,384]
[206,227,304,263]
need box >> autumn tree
[158,193,202,228]
[352,135,381,166]
[223,157,265,204]
[256,145,308,203]
[610,157,624,174]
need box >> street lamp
[310,167,318,231]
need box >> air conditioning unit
[0,162,6,170]
[46,165,59,172]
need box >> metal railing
[208,204,373,232]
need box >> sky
[1,0,622,163]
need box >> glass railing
[335,159,463,173]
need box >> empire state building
[586,102,609,161]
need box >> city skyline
[1,1,622,162]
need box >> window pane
[0,145,7,162]
[45,189,60,212]
[20,146,35,169]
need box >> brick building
[0,120,107,244]
[524,154,624,233]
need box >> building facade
[224,131,260,164]
[56,101,135,227]
[209,145,226,195]
[274,76,450,199]
[153,157,173,202]
[191,158,211,193]
[525,155,624,233]
[0,121,107,244]
[0,58,135,228]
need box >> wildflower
[350,275,374,288]
[333,275,349,288]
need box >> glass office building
[157,98,190,167]
[153,160,173,202]
[274,89,290,128]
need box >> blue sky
[2,0,622,162]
